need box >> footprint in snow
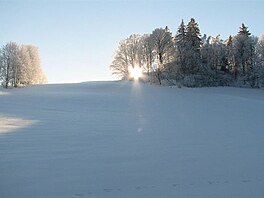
[172,183,181,187]
[104,188,113,193]
[242,180,251,183]
[74,193,84,197]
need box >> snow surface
[0,81,264,198]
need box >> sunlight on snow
[0,91,9,95]
[0,115,38,134]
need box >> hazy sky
[0,0,263,83]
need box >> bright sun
[129,66,142,80]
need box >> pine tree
[238,23,251,36]
[226,35,235,76]
[185,18,202,75]
[175,19,187,74]
[233,23,255,84]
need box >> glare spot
[129,66,142,80]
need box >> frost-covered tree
[174,19,187,74]
[201,35,213,69]
[0,42,21,88]
[200,34,232,86]
[149,27,175,84]
[141,34,154,80]
[25,45,45,84]
[247,36,264,87]
[110,34,143,80]
[17,45,32,84]
[208,35,227,72]
[256,35,264,68]
[16,45,46,85]
[226,35,235,75]
[255,35,264,86]
[126,34,143,69]
[233,23,255,82]
[185,18,202,75]
[110,40,130,80]
[0,42,46,87]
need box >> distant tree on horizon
[0,42,47,88]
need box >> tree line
[110,18,264,87]
[0,42,47,88]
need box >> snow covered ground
[0,81,264,198]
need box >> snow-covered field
[1,81,264,198]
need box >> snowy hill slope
[0,81,264,198]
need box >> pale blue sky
[0,0,263,83]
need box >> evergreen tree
[175,19,187,74]
[226,35,235,76]
[185,18,202,74]
[233,23,255,84]
[238,23,251,36]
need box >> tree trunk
[5,59,10,88]
[157,68,162,85]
